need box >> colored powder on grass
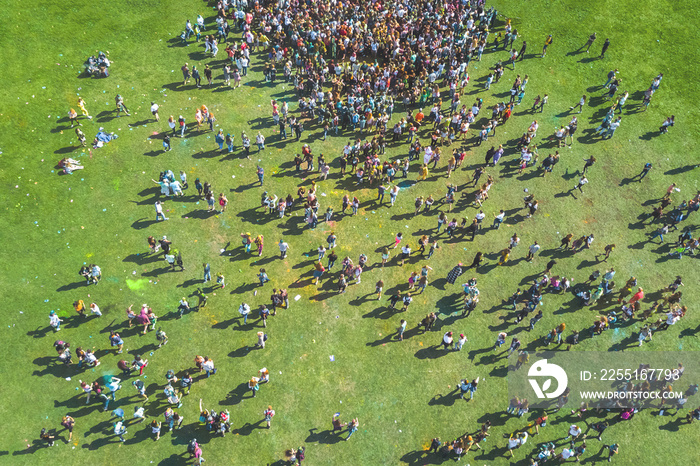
[126,278,149,291]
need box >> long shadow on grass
[182,209,218,220]
[400,449,450,465]
[232,419,266,436]
[32,356,77,378]
[305,428,344,445]
[221,382,253,405]
[428,389,463,407]
[366,332,400,347]
[362,305,397,320]
[131,218,161,230]
[414,346,452,359]
[123,252,163,264]
[56,281,89,293]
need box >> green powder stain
[126,278,149,290]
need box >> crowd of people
[38,0,700,463]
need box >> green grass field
[2,0,700,464]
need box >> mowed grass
[1,0,700,464]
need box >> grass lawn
[1,0,700,464]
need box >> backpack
[263,334,268,342]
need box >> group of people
[40,0,700,462]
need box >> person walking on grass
[597,244,616,262]
[115,94,130,116]
[570,95,586,113]
[600,38,610,58]
[582,156,596,175]
[573,175,589,193]
[77,97,91,120]
[660,116,675,134]
[258,268,270,286]
[603,443,619,462]
[603,69,618,88]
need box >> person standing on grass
[583,32,597,53]
[255,235,265,256]
[61,415,75,441]
[49,310,62,332]
[346,418,359,440]
[192,65,201,88]
[401,293,413,312]
[439,331,454,350]
[68,108,80,127]
[242,132,251,158]
[279,239,289,259]
[181,63,190,85]
[375,280,384,300]
[257,165,264,185]
[526,241,540,261]
[178,115,186,137]
[518,41,527,60]
[455,333,467,351]
[542,34,553,57]
[600,38,610,58]
[263,406,275,428]
[204,64,212,85]
[202,263,211,283]
[400,244,411,266]
[397,319,407,341]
